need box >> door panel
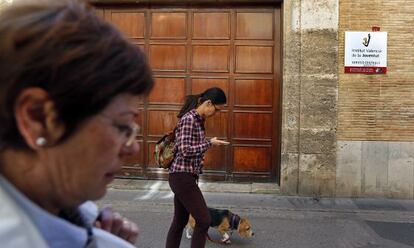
[235,45,273,73]
[233,112,272,140]
[192,45,230,72]
[204,111,228,138]
[148,77,185,104]
[151,12,187,39]
[236,12,274,40]
[233,146,271,172]
[147,143,157,167]
[147,110,178,136]
[149,44,187,71]
[101,6,281,182]
[234,79,273,107]
[204,145,228,171]
[110,12,145,38]
[191,78,229,99]
[193,12,230,39]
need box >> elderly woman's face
[50,94,140,204]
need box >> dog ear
[238,218,252,237]
[239,218,247,226]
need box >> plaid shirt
[169,109,212,175]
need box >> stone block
[300,128,336,154]
[301,29,338,75]
[282,75,300,154]
[298,153,336,197]
[283,105,299,129]
[282,75,300,129]
[283,75,300,108]
[280,152,299,195]
[300,76,337,129]
[361,141,389,197]
[336,141,362,197]
[283,37,302,75]
[388,142,414,199]
[281,128,299,153]
[283,0,302,75]
[199,182,250,193]
[283,0,301,33]
[301,0,339,30]
[251,183,280,194]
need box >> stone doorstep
[108,179,280,194]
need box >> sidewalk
[108,178,414,214]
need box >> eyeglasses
[101,113,140,147]
[213,104,221,112]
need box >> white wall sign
[344,31,387,74]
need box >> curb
[108,179,280,194]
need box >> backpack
[154,129,176,169]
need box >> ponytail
[177,87,227,118]
[177,94,201,118]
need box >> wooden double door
[96,4,281,182]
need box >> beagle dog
[185,207,254,244]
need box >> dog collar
[230,213,241,230]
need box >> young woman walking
[166,87,229,248]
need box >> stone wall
[281,0,339,197]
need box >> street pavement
[96,180,414,248]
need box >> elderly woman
[0,0,153,247]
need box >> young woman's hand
[210,137,230,145]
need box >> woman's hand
[210,137,230,145]
[95,206,139,244]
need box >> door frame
[90,0,282,6]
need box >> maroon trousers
[166,172,211,248]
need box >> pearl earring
[35,137,47,146]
